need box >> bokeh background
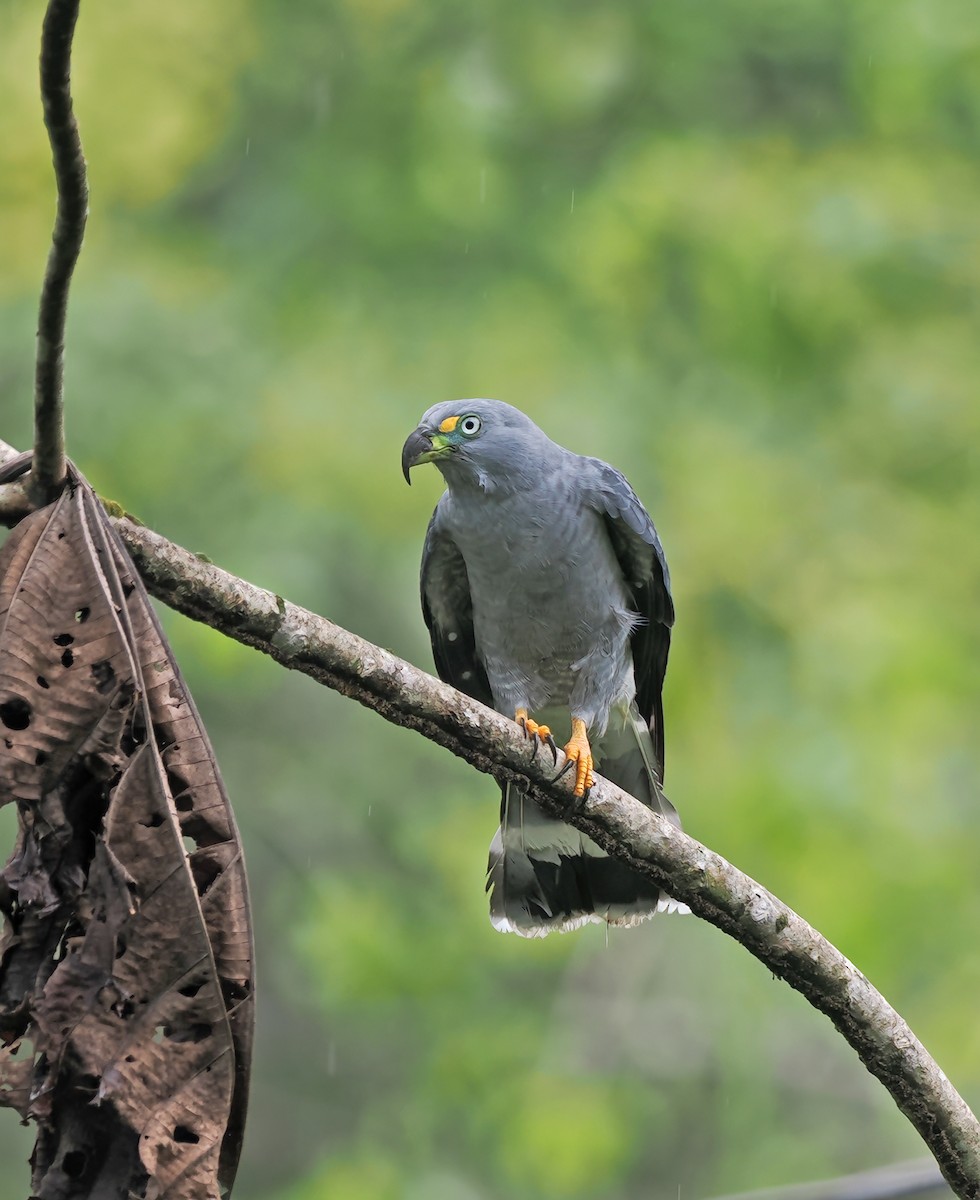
[2,1,979,1196]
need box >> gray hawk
[402,399,683,936]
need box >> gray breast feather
[439,476,638,724]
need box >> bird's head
[401,399,550,490]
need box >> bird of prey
[402,399,683,936]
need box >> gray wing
[420,497,494,707]
[580,457,675,779]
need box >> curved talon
[552,759,575,784]
[514,709,553,764]
[544,732,558,766]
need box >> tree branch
[1,459,977,1197]
[711,1157,948,1200]
[31,0,88,507]
[0,439,31,523]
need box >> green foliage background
[2,0,979,1196]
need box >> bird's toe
[561,719,595,798]
[515,709,554,763]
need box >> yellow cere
[438,416,460,433]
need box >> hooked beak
[401,427,450,484]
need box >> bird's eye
[459,415,482,437]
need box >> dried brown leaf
[0,466,253,1197]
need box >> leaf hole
[61,649,75,669]
[164,1021,213,1044]
[221,977,251,1005]
[91,661,115,694]
[191,852,221,897]
[35,750,48,766]
[74,607,91,623]
[174,793,194,813]
[183,835,198,855]
[53,633,74,647]
[62,1149,87,1179]
[152,1025,167,1044]
[140,812,165,828]
[173,1125,200,1145]
[0,698,31,731]
[122,581,135,599]
[177,981,203,998]
[36,675,49,689]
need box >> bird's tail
[486,704,686,937]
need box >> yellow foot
[515,708,558,765]
[560,718,595,798]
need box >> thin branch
[711,1158,949,1200]
[31,0,88,507]
[0,474,978,1197]
[0,439,32,522]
